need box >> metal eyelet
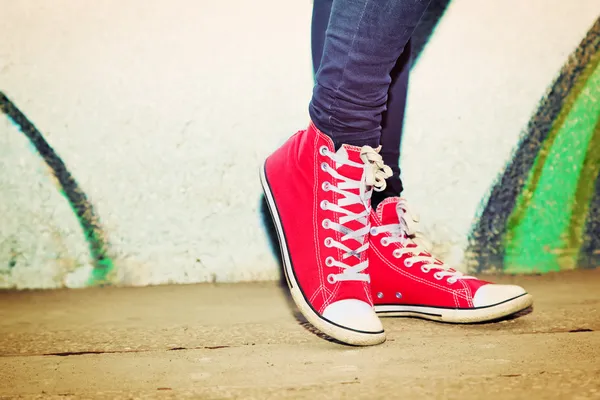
[327,274,336,284]
[433,272,443,280]
[395,292,402,299]
[447,278,457,284]
[376,292,384,299]
[322,219,330,229]
[319,146,328,156]
[322,182,330,191]
[324,237,333,247]
[392,249,402,258]
[325,256,335,267]
[381,238,389,246]
[421,266,431,273]
[405,260,413,267]
[320,200,328,210]
[321,162,328,171]
[370,228,378,236]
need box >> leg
[261,0,430,346]
[378,39,411,197]
[309,0,429,150]
[306,1,533,328]
[311,0,333,75]
[311,1,411,198]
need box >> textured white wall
[0,0,598,288]
[401,0,600,266]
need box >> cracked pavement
[1,269,599,399]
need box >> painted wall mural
[0,93,114,285]
[468,18,600,274]
[0,1,598,288]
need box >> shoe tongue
[376,197,422,251]
[332,145,370,260]
[376,197,403,225]
[335,144,364,171]
[334,145,366,202]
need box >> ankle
[308,119,381,151]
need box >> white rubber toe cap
[473,284,527,308]
[322,299,383,333]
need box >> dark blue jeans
[310,0,430,196]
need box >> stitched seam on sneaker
[459,282,474,307]
[458,279,474,305]
[313,133,327,312]
[376,196,399,220]
[309,288,320,305]
[327,155,343,307]
[369,212,454,294]
[370,239,453,293]
[452,291,460,308]
[362,284,373,306]
[460,289,473,308]
[326,0,370,137]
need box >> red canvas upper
[264,123,374,314]
[369,197,491,309]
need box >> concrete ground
[0,269,599,399]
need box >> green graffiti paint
[58,188,115,286]
[504,55,600,273]
[0,92,114,286]
[570,118,600,264]
[468,17,600,273]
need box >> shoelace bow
[320,145,392,284]
[372,199,475,284]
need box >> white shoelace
[371,199,475,284]
[319,145,392,284]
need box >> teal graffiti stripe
[467,17,600,273]
[0,92,114,285]
[504,58,600,273]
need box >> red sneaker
[369,197,533,323]
[260,122,391,345]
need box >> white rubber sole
[374,293,533,323]
[260,162,385,346]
